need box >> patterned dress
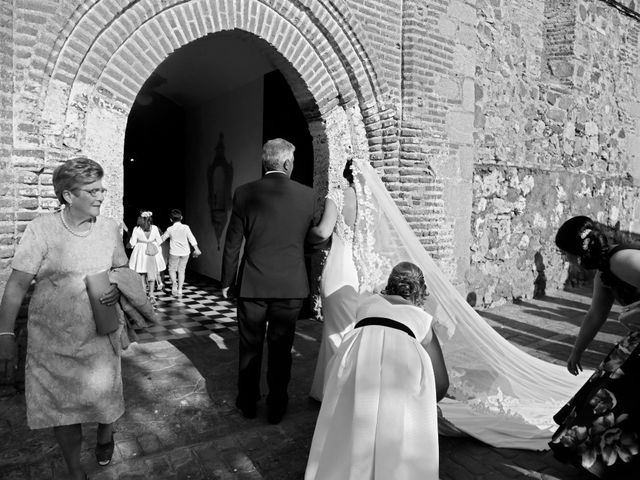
[11,212,128,429]
[550,246,640,478]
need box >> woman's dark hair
[52,157,104,205]
[137,211,153,232]
[555,216,609,269]
[170,209,183,222]
[383,261,428,306]
[343,159,354,185]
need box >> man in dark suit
[221,138,316,424]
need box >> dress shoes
[267,401,287,424]
[235,398,257,419]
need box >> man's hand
[221,287,230,299]
[0,335,17,380]
[99,283,121,306]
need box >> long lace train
[350,158,588,450]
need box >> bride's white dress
[309,188,359,401]
[310,158,588,451]
[305,295,439,480]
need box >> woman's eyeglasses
[75,188,108,197]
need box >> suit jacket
[221,173,316,298]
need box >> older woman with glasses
[0,157,127,480]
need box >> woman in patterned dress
[550,215,640,478]
[0,157,127,480]
[308,159,360,401]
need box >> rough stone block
[438,16,457,38]
[446,111,474,144]
[137,433,163,455]
[447,0,477,25]
[548,59,574,78]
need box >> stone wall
[470,0,640,306]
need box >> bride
[310,154,587,450]
[308,159,360,401]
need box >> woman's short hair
[555,215,609,269]
[383,261,428,306]
[343,159,354,185]
[170,209,183,222]
[52,157,104,205]
[262,138,295,172]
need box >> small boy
[161,209,202,296]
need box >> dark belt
[354,316,416,339]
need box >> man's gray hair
[262,138,295,172]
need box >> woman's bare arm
[308,198,338,243]
[424,330,449,401]
[567,272,614,375]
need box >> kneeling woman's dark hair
[383,261,428,306]
[555,216,609,269]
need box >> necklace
[60,209,94,237]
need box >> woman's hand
[567,350,583,376]
[99,284,121,306]
[0,335,17,379]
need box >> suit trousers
[236,297,303,408]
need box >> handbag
[145,242,159,256]
[85,271,120,335]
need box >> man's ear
[283,157,293,175]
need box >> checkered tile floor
[133,273,239,343]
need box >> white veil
[350,158,588,450]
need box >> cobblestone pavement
[0,283,618,480]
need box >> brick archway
[11,0,401,221]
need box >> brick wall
[345,0,403,103]
[0,0,422,292]
[0,2,14,286]
[1,0,638,306]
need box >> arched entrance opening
[123,32,314,281]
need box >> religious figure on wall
[207,133,234,250]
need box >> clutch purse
[85,270,120,335]
[145,242,159,256]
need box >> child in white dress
[128,211,166,303]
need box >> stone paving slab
[0,286,616,479]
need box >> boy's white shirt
[162,221,198,256]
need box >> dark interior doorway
[124,68,313,235]
[123,90,187,234]
[263,70,313,187]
